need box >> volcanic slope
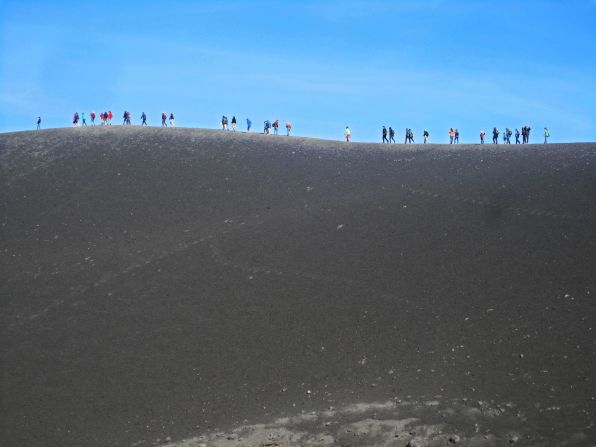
[1,127,596,447]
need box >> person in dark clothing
[389,126,395,143]
[423,129,429,144]
[408,129,415,143]
[515,128,520,144]
[246,118,252,132]
[36,116,41,130]
[492,127,499,144]
[382,126,389,143]
[141,112,147,126]
[405,128,409,144]
[526,126,531,143]
[454,129,460,144]
[232,116,237,131]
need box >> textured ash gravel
[1,127,595,446]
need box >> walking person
[169,113,175,127]
[36,116,41,130]
[544,127,550,144]
[246,118,252,132]
[423,129,429,144]
[81,112,87,126]
[141,112,147,126]
[108,110,113,125]
[480,130,485,144]
[273,119,279,135]
[162,112,167,127]
[286,121,292,136]
[454,129,460,144]
[492,127,499,144]
[526,126,531,143]
[345,126,351,142]
[449,128,455,144]
[232,116,237,131]
[389,126,395,143]
[73,112,79,127]
[409,128,415,143]
[123,111,128,125]
[382,126,389,143]
[405,128,409,144]
[90,111,96,125]
[515,128,521,144]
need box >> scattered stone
[448,434,460,444]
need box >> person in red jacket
[273,119,279,135]
[90,111,96,125]
[286,121,292,136]
[108,110,113,125]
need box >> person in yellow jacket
[345,126,351,142]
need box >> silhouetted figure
[389,126,395,143]
[36,116,41,130]
[169,113,175,127]
[515,128,520,144]
[246,118,252,132]
[492,128,499,144]
[480,130,485,144]
[141,112,147,126]
[232,116,237,131]
[454,129,460,144]
[544,127,550,144]
[423,129,429,144]
[382,126,389,143]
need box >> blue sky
[1,0,595,143]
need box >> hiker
[169,113,175,127]
[423,129,429,144]
[506,128,512,144]
[273,119,279,135]
[405,128,409,144]
[99,112,104,125]
[503,131,507,144]
[141,112,147,126]
[232,116,237,131]
[454,129,460,144]
[264,120,271,134]
[108,110,113,125]
[409,128,415,143]
[286,121,292,136]
[480,130,485,144]
[90,111,96,125]
[382,126,389,143]
[515,128,521,144]
[162,112,167,127]
[73,112,79,126]
[123,111,128,125]
[389,126,395,143]
[36,116,41,130]
[492,127,499,144]
[81,112,87,126]
[449,128,455,144]
[247,118,252,132]
[345,126,351,142]
[544,127,550,144]
[523,125,531,144]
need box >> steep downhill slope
[1,127,596,446]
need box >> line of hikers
[381,127,430,144]
[46,114,553,144]
[220,116,292,136]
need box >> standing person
[515,128,521,144]
[162,112,167,127]
[108,110,113,125]
[169,113,175,127]
[544,127,550,144]
[480,130,486,144]
[90,111,96,125]
[345,126,351,142]
[286,121,292,136]
[231,116,237,131]
[103,111,108,125]
[526,126,531,143]
[246,118,252,132]
[492,127,499,144]
[81,112,87,126]
[99,112,104,125]
[405,128,409,144]
[273,119,279,135]
[449,128,455,144]
[389,126,395,143]
[503,131,507,144]
[382,126,389,143]
[141,112,147,126]
[409,129,415,143]
[123,111,127,125]
[73,112,78,126]
[454,129,460,144]
[423,129,429,144]
[36,116,41,130]
[264,120,271,134]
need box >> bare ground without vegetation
[1,127,595,446]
